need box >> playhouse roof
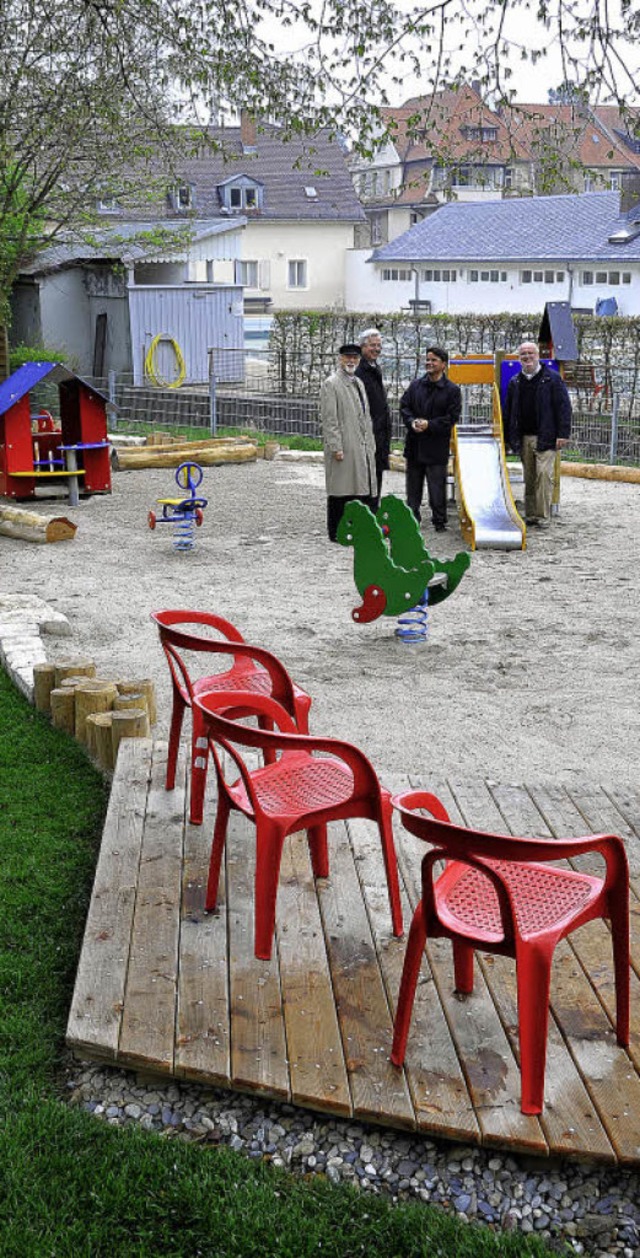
[0,362,110,417]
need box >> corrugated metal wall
[128,285,244,386]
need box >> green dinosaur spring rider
[337,495,470,642]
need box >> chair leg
[189,707,209,826]
[391,905,427,1066]
[254,824,286,960]
[205,791,231,913]
[610,901,631,1046]
[516,943,553,1115]
[453,939,475,993]
[308,824,329,879]
[166,691,186,791]
[378,795,404,937]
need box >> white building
[345,190,640,316]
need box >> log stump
[50,688,77,735]
[33,663,57,713]
[75,682,118,745]
[115,679,157,725]
[54,660,96,687]
[87,713,115,773]
[111,709,150,766]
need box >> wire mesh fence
[83,348,640,466]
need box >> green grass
[0,671,559,1257]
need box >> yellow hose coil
[144,334,186,389]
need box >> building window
[582,271,594,284]
[235,260,259,287]
[288,259,308,288]
[470,270,479,282]
[230,187,242,208]
[623,273,631,283]
[370,216,383,245]
[596,271,607,283]
[171,184,193,211]
[544,270,555,283]
[381,268,411,281]
[490,270,499,283]
[533,270,543,283]
[609,271,620,284]
[245,187,257,208]
[556,271,565,282]
[521,271,532,283]
[610,171,623,190]
[504,167,514,189]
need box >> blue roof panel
[371,191,640,265]
[0,362,109,416]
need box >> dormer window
[304,186,318,199]
[96,188,121,214]
[219,176,264,213]
[170,184,194,212]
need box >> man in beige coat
[320,343,377,541]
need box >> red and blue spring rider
[148,461,208,551]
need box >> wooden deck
[67,739,640,1165]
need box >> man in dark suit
[504,342,572,527]
[355,327,392,510]
[400,346,461,531]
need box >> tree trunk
[33,663,57,713]
[111,709,149,765]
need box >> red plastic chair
[390,790,630,1115]
[150,610,312,825]
[193,690,404,960]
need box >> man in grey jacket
[321,344,377,541]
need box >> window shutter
[259,260,271,290]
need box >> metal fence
[82,349,640,466]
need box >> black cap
[339,343,361,356]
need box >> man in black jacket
[504,342,572,526]
[355,327,392,509]
[400,346,461,531]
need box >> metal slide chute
[450,370,526,552]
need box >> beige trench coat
[320,369,377,497]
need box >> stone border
[0,593,71,699]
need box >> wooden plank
[66,737,152,1058]
[317,819,414,1128]
[567,783,640,884]
[530,783,640,1076]
[349,811,479,1143]
[117,743,185,1073]
[175,775,230,1085]
[604,784,640,848]
[397,779,546,1155]
[276,834,351,1115]
[226,809,289,1100]
[490,782,640,1165]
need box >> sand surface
[3,457,638,789]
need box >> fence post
[107,369,117,430]
[609,393,619,465]
[208,349,217,436]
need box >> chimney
[620,171,640,216]
[241,110,257,153]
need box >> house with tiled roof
[123,114,365,312]
[345,189,640,315]
[349,86,640,249]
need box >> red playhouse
[0,362,111,504]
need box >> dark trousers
[327,494,376,542]
[406,460,448,527]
